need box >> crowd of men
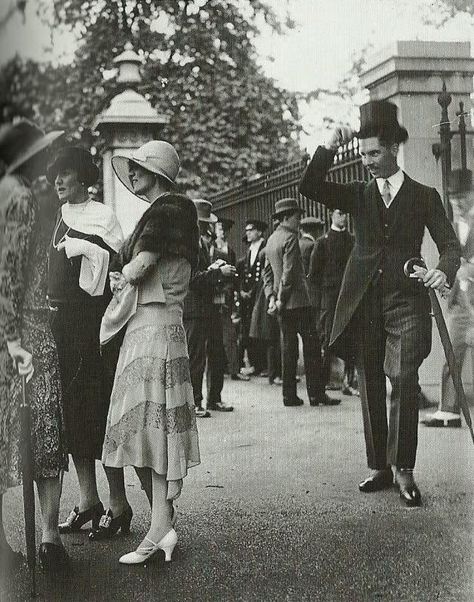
[185,197,357,416]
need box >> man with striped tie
[299,100,460,506]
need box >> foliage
[1,0,302,196]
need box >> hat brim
[7,130,64,175]
[112,155,175,198]
[198,212,218,224]
[272,207,304,219]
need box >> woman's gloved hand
[6,339,34,382]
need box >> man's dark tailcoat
[299,146,460,469]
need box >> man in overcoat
[310,209,354,390]
[263,198,332,407]
[239,219,267,375]
[183,200,236,417]
[299,100,460,506]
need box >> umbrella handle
[403,257,450,298]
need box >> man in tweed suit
[299,100,460,506]
[263,198,333,407]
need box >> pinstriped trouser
[355,281,431,469]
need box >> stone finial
[114,42,142,84]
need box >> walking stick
[19,373,37,598]
[404,258,474,444]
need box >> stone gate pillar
[93,43,169,237]
[359,41,474,387]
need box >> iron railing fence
[210,139,368,258]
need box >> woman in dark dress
[0,121,68,574]
[46,147,133,541]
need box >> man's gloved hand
[6,339,34,382]
[324,126,354,151]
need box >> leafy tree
[1,0,302,196]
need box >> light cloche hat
[112,140,180,194]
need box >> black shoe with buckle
[89,506,133,541]
[59,502,104,533]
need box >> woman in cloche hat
[45,145,136,546]
[101,140,200,565]
[0,119,70,573]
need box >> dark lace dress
[0,175,67,494]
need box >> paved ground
[1,376,473,601]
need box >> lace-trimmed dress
[102,256,200,481]
[0,175,67,495]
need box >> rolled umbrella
[19,373,37,598]
[404,257,474,444]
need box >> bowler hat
[112,140,180,194]
[245,218,268,232]
[357,100,408,144]
[272,198,303,218]
[194,199,217,223]
[0,120,63,176]
[300,216,324,229]
[47,146,99,187]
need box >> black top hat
[245,218,268,233]
[0,120,63,175]
[357,100,408,144]
[47,146,99,188]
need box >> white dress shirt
[376,169,405,208]
[249,238,263,266]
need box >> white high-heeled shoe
[119,529,178,565]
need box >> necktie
[382,180,391,207]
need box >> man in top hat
[183,200,236,417]
[239,218,268,376]
[310,209,354,393]
[299,100,460,506]
[263,198,330,407]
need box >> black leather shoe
[398,482,422,507]
[89,506,133,541]
[283,396,304,407]
[208,401,234,412]
[39,543,70,572]
[59,501,104,533]
[310,393,341,406]
[359,468,393,492]
[396,470,422,507]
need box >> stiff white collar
[376,169,404,207]
[330,225,346,232]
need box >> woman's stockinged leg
[72,456,101,512]
[134,466,153,506]
[36,476,63,546]
[143,471,173,546]
[103,466,130,515]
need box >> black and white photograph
[0,1,473,600]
